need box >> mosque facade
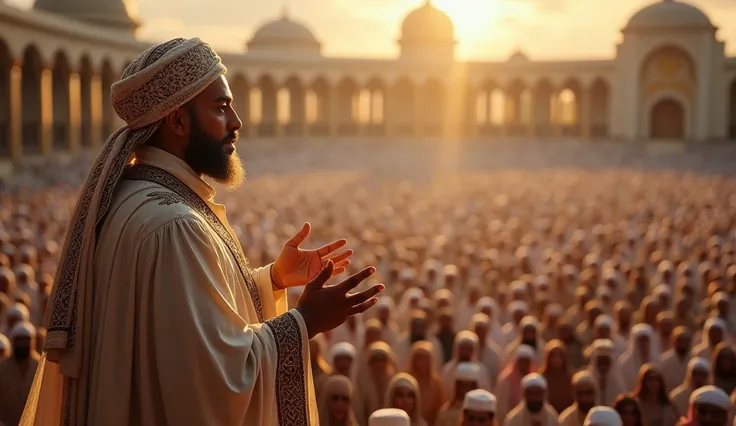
[1,0,736,173]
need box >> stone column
[328,85,339,137]
[9,63,22,163]
[68,72,82,151]
[40,68,54,154]
[90,74,103,146]
[412,85,423,137]
[579,87,591,139]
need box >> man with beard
[459,389,497,426]
[21,38,383,426]
[676,386,732,426]
[559,371,599,426]
[658,326,693,393]
[504,373,560,426]
[0,322,39,426]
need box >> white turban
[330,342,357,360]
[6,304,30,322]
[688,357,711,374]
[594,315,614,329]
[463,389,497,413]
[471,313,491,328]
[631,323,653,339]
[10,321,36,339]
[586,339,614,358]
[369,408,410,426]
[510,280,528,294]
[399,268,416,281]
[515,344,536,360]
[522,373,547,390]
[520,316,539,330]
[572,370,597,386]
[689,385,731,410]
[377,296,395,310]
[476,297,494,311]
[653,284,671,298]
[509,301,529,314]
[455,362,481,381]
[456,330,479,346]
[546,304,564,317]
[584,407,623,426]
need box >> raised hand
[296,260,384,339]
[272,222,353,289]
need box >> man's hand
[296,261,384,339]
[272,222,353,289]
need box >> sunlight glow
[432,0,504,40]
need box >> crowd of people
[1,139,736,426]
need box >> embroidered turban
[43,38,227,380]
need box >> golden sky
[9,0,736,59]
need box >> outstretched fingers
[305,260,334,293]
[285,222,311,248]
[346,285,384,316]
[336,266,376,293]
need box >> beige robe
[558,405,586,426]
[504,403,560,426]
[435,402,462,426]
[0,356,39,426]
[22,147,318,426]
[657,350,690,393]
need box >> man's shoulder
[106,179,208,239]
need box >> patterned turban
[43,38,227,377]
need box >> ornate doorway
[650,99,684,139]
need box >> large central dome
[400,0,455,43]
[624,0,714,32]
[246,11,321,57]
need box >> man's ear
[164,108,191,137]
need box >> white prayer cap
[470,313,491,328]
[399,268,416,281]
[377,297,395,310]
[596,286,611,298]
[444,264,459,276]
[515,344,536,360]
[546,304,564,317]
[6,303,30,321]
[584,407,623,426]
[510,280,528,294]
[586,339,614,358]
[434,288,453,302]
[369,408,410,426]
[403,288,423,301]
[521,373,547,390]
[688,357,711,373]
[463,389,497,413]
[594,315,614,329]
[689,385,732,410]
[704,317,727,332]
[456,330,479,346]
[331,342,357,360]
[10,321,36,339]
[653,284,671,297]
[509,301,529,314]
[631,323,653,339]
[0,334,9,351]
[658,260,675,274]
[572,370,597,386]
[533,275,549,288]
[455,362,481,381]
[476,297,494,310]
[520,316,539,330]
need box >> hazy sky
[9,0,736,60]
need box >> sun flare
[432,0,505,39]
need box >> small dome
[508,50,530,63]
[33,0,140,33]
[246,13,321,56]
[400,0,455,43]
[625,0,713,32]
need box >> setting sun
[432,0,506,39]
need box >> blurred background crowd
[1,139,736,426]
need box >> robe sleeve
[141,216,315,426]
[252,264,288,318]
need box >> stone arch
[0,38,11,158]
[363,78,385,136]
[337,77,359,136]
[307,77,330,136]
[51,50,71,151]
[101,59,115,137]
[283,76,305,136]
[79,55,94,147]
[557,78,582,137]
[650,98,685,140]
[533,79,555,137]
[256,75,277,136]
[640,45,694,139]
[590,78,610,138]
[393,77,415,136]
[21,45,43,154]
[422,78,445,137]
[505,78,528,136]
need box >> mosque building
[0,0,735,173]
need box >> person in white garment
[504,373,560,426]
[676,386,731,426]
[460,389,498,426]
[370,408,411,426]
[583,407,623,426]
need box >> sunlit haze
[7,0,736,59]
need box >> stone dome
[508,50,530,63]
[399,0,455,43]
[33,0,140,33]
[625,0,713,32]
[246,12,321,56]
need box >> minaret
[34,0,140,35]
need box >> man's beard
[526,401,544,413]
[184,116,245,189]
[578,402,594,413]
